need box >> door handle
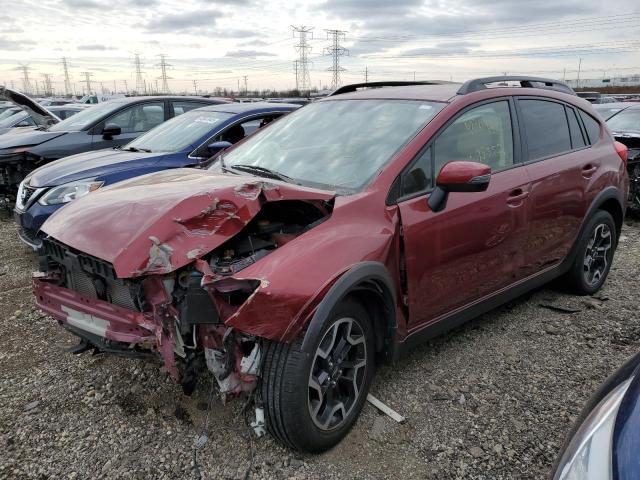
[582,164,597,177]
[506,188,530,206]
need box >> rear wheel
[564,210,616,295]
[260,299,375,452]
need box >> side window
[172,101,210,116]
[18,116,36,126]
[519,99,571,161]
[435,100,513,173]
[215,114,284,144]
[579,110,601,145]
[401,147,432,197]
[105,101,165,133]
[566,107,586,149]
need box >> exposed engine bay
[615,135,640,210]
[37,199,332,398]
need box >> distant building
[566,75,640,88]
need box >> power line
[41,73,53,96]
[18,65,32,95]
[158,54,171,94]
[80,71,93,95]
[353,13,640,43]
[324,29,349,89]
[292,25,314,92]
[134,53,146,94]
[61,57,72,96]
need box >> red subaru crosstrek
[33,77,629,452]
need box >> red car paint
[33,82,629,387]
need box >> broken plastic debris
[251,407,266,437]
[367,394,406,424]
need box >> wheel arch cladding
[300,261,397,362]
[598,197,624,241]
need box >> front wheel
[564,209,617,295]
[260,299,375,452]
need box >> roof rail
[328,81,444,97]
[457,76,575,95]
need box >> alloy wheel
[583,223,612,287]
[308,317,367,431]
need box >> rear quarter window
[566,107,586,149]
[579,110,601,144]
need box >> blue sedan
[14,102,299,248]
[552,352,640,480]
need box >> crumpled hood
[42,169,335,278]
[0,86,60,126]
[0,128,66,151]
[27,149,163,187]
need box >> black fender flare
[562,186,625,269]
[300,261,397,355]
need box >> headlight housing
[38,179,103,206]
[553,379,632,480]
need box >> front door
[91,101,166,150]
[397,99,531,329]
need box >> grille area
[42,238,139,311]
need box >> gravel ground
[0,213,639,480]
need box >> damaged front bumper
[33,273,261,398]
[33,274,156,349]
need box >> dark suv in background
[0,95,228,206]
[33,77,628,452]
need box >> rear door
[90,100,167,150]
[397,99,532,327]
[517,98,598,274]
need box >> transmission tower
[192,80,198,95]
[157,54,171,94]
[18,65,32,95]
[133,54,145,94]
[292,25,313,93]
[61,57,73,96]
[41,73,53,96]
[81,71,93,95]
[324,29,349,89]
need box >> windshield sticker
[419,105,434,110]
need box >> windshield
[48,102,117,132]
[125,110,234,153]
[607,108,640,133]
[218,99,444,191]
[595,106,626,121]
[0,111,27,128]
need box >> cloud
[401,41,481,56]
[238,39,269,47]
[0,36,36,50]
[61,0,102,8]
[318,0,601,56]
[225,49,277,58]
[145,10,222,33]
[77,44,116,51]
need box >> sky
[1,0,640,95]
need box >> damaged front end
[34,176,333,399]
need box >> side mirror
[428,161,491,212]
[206,140,232,156]
[102,123,121,139]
